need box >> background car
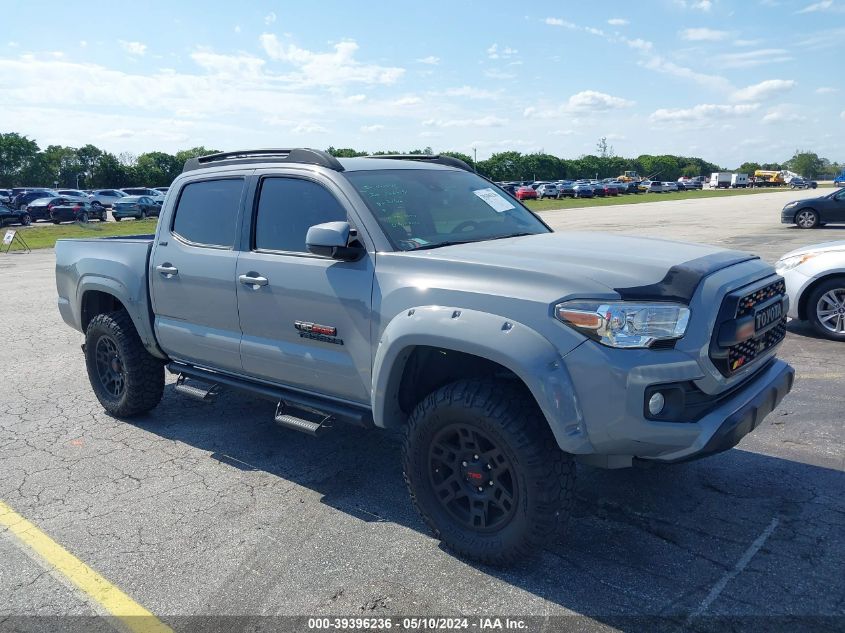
[662,181,679,192]
[571,183,594,198]
[782,188,845,229]
[11,189,58,210]
[111,195,160,220]
[57,189,92,199]
[50,200,104,224]
[0,189,11,203]
[153,187,169,194]
[90,189,127,208]
[789,177,818,190]
[640,180,663,193]
[535,183,558,199]
[514,186,538,201]
[0,203,32,226]
[26,195,89,222]
[555,181,576,198]
[776,241,845,341]
[121,187,166,201]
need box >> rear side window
[253,178,346,253]
[172,178,243,247]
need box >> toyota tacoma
[56,149,794,564]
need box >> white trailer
[709,172,731,189]
[731,173,748,188]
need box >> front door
[827,189,845,222]
[150,177,246,372]
[236,175,374,404]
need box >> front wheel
[795,209,819,229]
[402,380,575,565]
[21,213,32,226]
[85,311,164,417]
[807,278,845,341]
[78,212,89,223]
[100,210,108,222]
[140,211,147,220]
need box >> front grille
[736,279,786,318]
[710,276,787,377]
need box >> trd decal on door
[294,321,344,345]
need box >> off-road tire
[402,379,575,566]
[84,310,164,417]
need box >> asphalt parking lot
[0,188,843,632]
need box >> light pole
[472,147,477,172]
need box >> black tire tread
[85,310,164,417]
[806,277,845,341]
[401,379,575,566]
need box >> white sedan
[776,241,845,340]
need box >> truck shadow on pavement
[135,385,845,630]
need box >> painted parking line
[0,500,173,633]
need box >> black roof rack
[182,148,344,173]
[364,154,474,173]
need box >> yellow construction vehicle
[750,170,786,187]
[618,170,640,182]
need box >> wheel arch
[372,306,593,454]
[798,272,845,321]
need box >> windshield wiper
[410,240,477,251]
[487,232,535,241]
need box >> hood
[779,240,845,259]
[405,232,757,303]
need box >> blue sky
[1,0,842,166]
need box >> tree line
[0,132,841,189]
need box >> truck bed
[55,235,162,357]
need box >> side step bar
[274,402,331,436]
[173,374,218,401]
[167,362,374,430]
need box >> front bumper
[653,360,794,463]
[781,208,798,223]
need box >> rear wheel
[807,278,845,341]
[114,216,122,222]
[140,210,146,220]
[78,212,89,223]
[100,210,108,222]
[402,379,575,565]
[84,310,164,417]
[21,213,31,226]
[795,209,819,229]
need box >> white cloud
[483,68,516,80]
[552,129,575,136]
[423,116,507,128]
[732,79,796,101]
[650,103,760,123]
[119,41,147,56]
[441,86,500,100]
[607,18,629,25]
[264,11,277,24]
[544,17,577,28]
[234,25,241,33]
[191,49,266,78]
[797,0,833,12]
[674,0,713,9]
[486,44,517,59]
[390,95,421,106]
[416,55,440,65]
[680,27,729,41]
[79,40,87,48]
[733,38,761,46]
[259,35,404,86]
[360,124,384,133]
[566,90,634,111]
[716,48,792,68]
[641,55,731,90]
[343,94,367,103]
[762,107,807,123]
[624,38,654,51]
[291,122,327,134]
[815,86,839,93]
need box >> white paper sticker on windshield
[473,188,515,212]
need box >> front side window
[172,178,243,247]
[253,177,347,253]
[345,169,549,251]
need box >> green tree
[786,150,823,178]
[326,146,369,158]
[476,151,524,181]
[0,133,41,186]
[90,152,127,188]
[738,162,761,174]
[131,151,181,186]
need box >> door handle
[239,274,268,287]
[156,264,178,277]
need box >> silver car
[90,189,128,208]
[535,183,558,199]
[776,240,845,340]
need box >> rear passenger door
[150,177,246,372]
[236,174,374,404]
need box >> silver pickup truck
[56,149,794,564]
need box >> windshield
[346,169,549,251]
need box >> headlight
[775,253,818,272]
[555,301,690,348]
[783,201,798,209]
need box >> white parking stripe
[687,516,780,621]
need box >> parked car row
[1,186,169,212]
[495,176,711,201]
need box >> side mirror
[306,221,363,261]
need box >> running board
[166,362,373,429]
[274,402,331,436]
[173,374,218,401]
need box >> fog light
[648,392,665,416]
